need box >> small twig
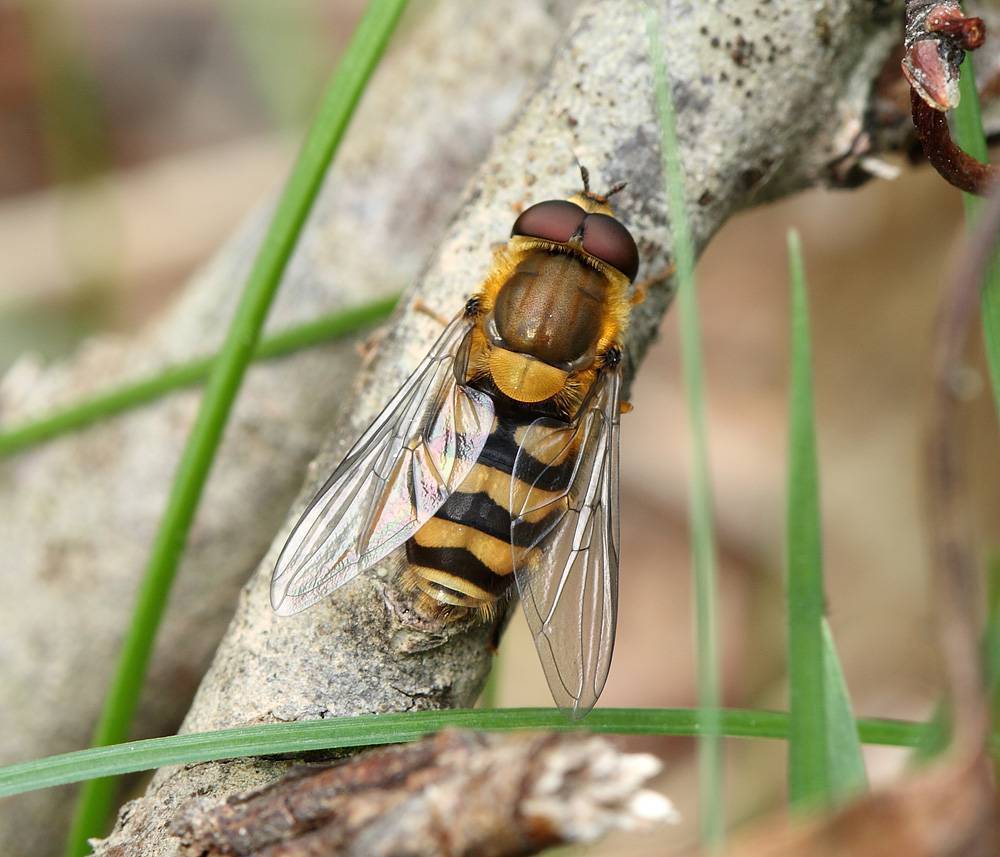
[904,0,997,194]
[171,730,676,857]
[925,181,1000,757]
[904,1,985,111]
[910,90,996,193]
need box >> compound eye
[582,213,639,281]
[511,200,586,243]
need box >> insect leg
[412,298,452,328]
[630,261,676,306]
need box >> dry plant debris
[683,751,997,857]
[905,0,997,193]
[170,730,676,857]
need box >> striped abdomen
[404,414,574,619]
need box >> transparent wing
[271,311,495,615]
[510,364,622,718]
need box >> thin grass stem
[786,231,866,808]
[0,296,398,458]
[647,8,723,848]
[913,49,1000,767]
[786,229,830,806]
[2,707,989,801]
[63,3,409,854]
[954,55,1000,419]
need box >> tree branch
[0,2,571,853]
[170,730,674,857]
[89,1,904,853]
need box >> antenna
[573,158,627,203]
[604,181,628,199]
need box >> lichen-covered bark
[91,1,905,854]
[0,2,570,854]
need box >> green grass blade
[913,52,1000,767]
[64,2,409,854]
[1,708,989,801]
[647,10,723,847]
[786,229,830,808]
[821,619,868,796]
[0,295,398,457]
[954,54,1000,419]
[954,58,1000,764]
[913,700,951,763]
[786,232,866,807]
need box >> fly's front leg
[356,326,388,363]
[359,297,451,362]
[631,261,675,306]
[412,298,452,328]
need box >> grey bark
[0,2,570,854]
[89,1,907,854]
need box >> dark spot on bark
[698,190,714,206]
[731,34,758,68]
[610,125,667,225]
[670,78,710,114]
[740,167,765,191]
[815,10,832,46]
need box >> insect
[271,168,641,717]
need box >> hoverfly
[271,167,641,717]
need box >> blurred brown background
[1,1,997,855]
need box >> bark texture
[92,1,906,853]
[0,2,570,854]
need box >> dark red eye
[582,213,639,281]
[511,200,586,243]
